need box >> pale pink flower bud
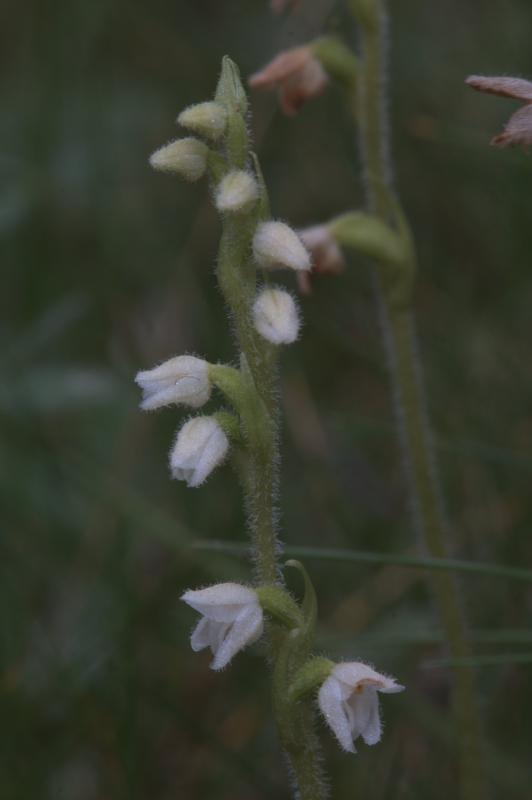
[136,355,211,411]
[215,170,259,213]
[466,74,532,149]
[170,416,229,488]
[253,221,311,272]
[318,662,404,753]
[149,137,208,181]
[253,288,300,345]
[181,583,263,670]
[249,45,328,116]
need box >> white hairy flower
[181,583,264,670]
[318,662,404,753]
[170,416,229,487]
[215,170,259,213]
[252,288,300,345]
[149,137,208,181]
[253,221,311,272]
[135,355,211,411]
[177,101,227,141]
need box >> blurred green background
[2,0,532,797]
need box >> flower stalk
[349,2,487,797]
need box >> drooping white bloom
[318,662,404,753]
[215,170,259,213]
[149,137,208,181]
[170,416,229,487]
[182,583,264,670]
[252,288,300,345]
[253,221,311,272]
[136,355,211,411]
[177,101,227,141]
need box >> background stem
[353,5,487,797]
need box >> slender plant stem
[352,4,487,797]
[214,59,326,800]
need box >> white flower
[252,288,300,344]
[177,101,227,141]
[181,583,264,670]
[318,662,404,753]
[253,221,311,272]
[135,355,211,411]
[170,416,229,487]
[215,170,259,213]
[149,137,208,181]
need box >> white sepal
[253,221,311,272]
[318,662,404,753]
[252,288,300,345]
[182,583,264,670]
[215,170,259,213]
[149,137,208,181]
[169,416,229,488]
[135,355,211,411]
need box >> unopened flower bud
[252,288,300,345]
[170,416,229,487]
[253,221,311,272]
[135,355,211,411]
[149,137,208,181]
[215,170,259,213]
[177,101,227,141]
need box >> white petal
[181,584,258,622]
[187,425,229,487]
[332,661,402,694]
[318,675,356,753]
[211,605,264,671]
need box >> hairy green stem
[352,4,487,797]
[214,58,326,800]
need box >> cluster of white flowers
[181,581,403,752]
[135,356,228,487]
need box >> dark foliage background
[2,1,532,797]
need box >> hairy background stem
[352,4,487,797]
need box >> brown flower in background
[296,225,345,295]
[249,46,328,116]
[270,0,302,13]
[466,75,532,148]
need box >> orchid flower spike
[318,662,404,753]
[136,355,211,410]
[170,416,229,487]
[466,75,532,149]
[182,583,264,670]
[249,45,328,116]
